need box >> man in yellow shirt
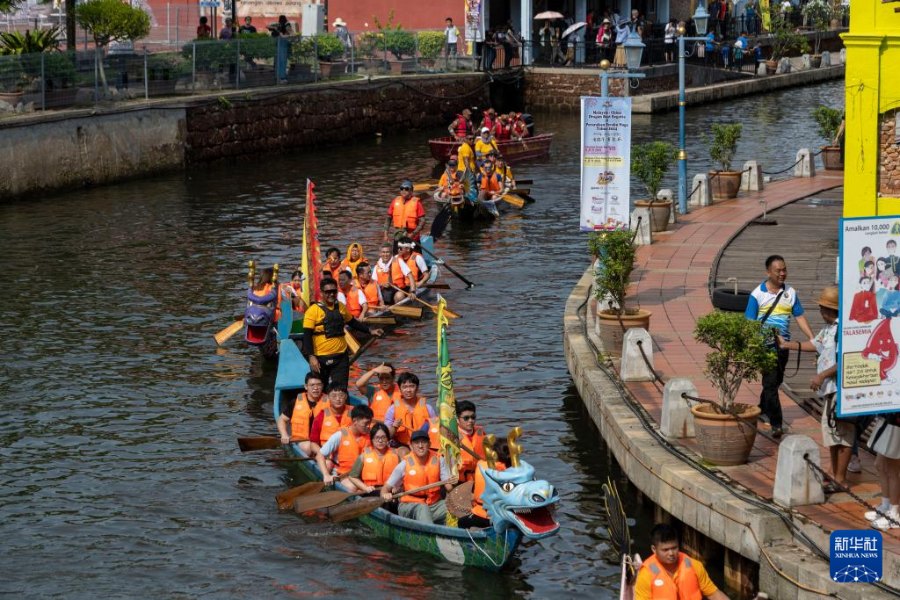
[634,524,729,600]
[456,133,477,174]
[474,127,499,160]
[301,278,382,388]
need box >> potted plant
[416,30,445,69]
[801,0,832,67]
[707,123,743,201]
[812,105,843,170]
[691,311,777,465]
[375,11,416,74]
[632,141,676,233]
[75,0,150,94]
[591,229,651,359]
[0,55,26,105]
[765,11,809,74]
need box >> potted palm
[801,0,832,67]
[812,105,843,170]
[765,11,809,74]
[707,123,743,201]
[591,229,651,359]
[691,311,776,465]
[632,141,676,233]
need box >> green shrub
[592,229,637,316]
[417,31,445,60]
[0,54,24,91]
[237,33,275,61]
[812,105,842,145]
[291,34,343,62]
[708,123,742,172]
[182,39,237,71]
[631,141,676,200]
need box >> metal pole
[143,46,149,100]
[600,69,608,97]
[677,35,688,215]
[40,52,45,111]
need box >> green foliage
[0,0,21,14]
[43,52,77,84]
[767,11,809,59]
[802,0,833,54]
[147,51,188,80]
[812,105,842,144]
[0,54,25,91]
[217,95,231,108]
[631,142,676,200]
[417,31,445,60]
[374,11,415,60]
[294,33,343,61]
[183,40,237,72]
[0,27,61,55]
[355,31,382,59]
[694,311,777,410]
[591,229,637,316]
[76,0,151,47]
[237,32,276,61]
[708,123,742,172]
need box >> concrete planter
[691,403,760,466]
[595,308,652,359]
[708,171,742,201]
[820,145,843,170]
[634,199,672,233]
[318,61,348,79]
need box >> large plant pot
[711,287,751,312]
[595,308,652,358]
[708,171,742,201]
[821,145,843,171]
[147,79,178,97]
[634,199,672,233]
[318,61,348,79]
[810,54,822,69]
[765,59,777,75]
[691,403,760,466]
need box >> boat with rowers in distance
[428,133,554,164]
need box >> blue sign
[199,0,220,7]
[830,530,882,583]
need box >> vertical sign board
[837,216,900,416]
[464,0,484,43]
[579,96,632,232]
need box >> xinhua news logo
[830,530,882,583]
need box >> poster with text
[579,96,631,232]
[464,0,484,42]
[838,216,900,416]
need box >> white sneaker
[873,508,900,530]
[848,456,862,473]
[865,509,884,521]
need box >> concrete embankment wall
[0,74,488,201]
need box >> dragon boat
[271,299,560,570]
[427,133,553,164]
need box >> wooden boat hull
[428,134,553,163]
[435,195,499,222]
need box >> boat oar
[417,245,475,289]
[276,481,325,511]
[349,333,381,366]
[344,329,361,355]
[384,303,424,319]
[361,316,397,326]
[267,456,317,463]
[512,187,530,196]
[430,204,452,240]
[327,478,457,523]
[500,193,526,209]
[238,436,282,452]
[214,319,244,346]
[425,283,451,290]
[390,285,460,319]
[413,182,438,192]
[516,178,533,185]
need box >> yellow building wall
[842,2,900,217]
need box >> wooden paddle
[326,478,457,523]
[425,283,451,290]
[214,319,244,346]
[384,304,424,319]
[446,480,475,518]
[413,182,438,192]
[344,329,361,354]
[361,316,397,326]
[512,187,530,196]
[417,245,475,289]
[430,204,453,240]
[390,285,460,319]
[276,481,325,511]
[238,436,282,452]
[349,333,381,366]
[500,193,525,209]
[516,178,533,185]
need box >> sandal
[823,482,842,495]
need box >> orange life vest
[479,170,503,194]
[325,263,343,282]
[392,398,431,446]
[360,448,401,486]
[374,260,392,286]
[319,406,352,445]
[401,452,442,504]
[342,284,363,318]
[360,280,381,308]
[458,426,486,483]
[289,392,325,442]
[472,460,507,519]
[640,553,703,600]
[371,385,401,423]
[391,258,411,289]
[254,283,282,322]
[333,427,370,475]
[427,418,441,451]
[403,253,424,282]
[439,170,463,196]
[390,196,422,232]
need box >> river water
[0,79,842,599]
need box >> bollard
[630,207,652,246]
[776,57,791,74]
[756,62,767,76]
[690,174,710,207]
[821,51,831,67]
[773,435,825,507]
[657,189,676,224]
[661,378,697,439]
[793,148,816,178]
[839,48,846,64]
[621,328,654,382]
[740,161,764,192]
[800,54,812,70]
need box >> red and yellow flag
[301,179,323,305]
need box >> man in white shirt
[444,17,459,57]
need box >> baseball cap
[410,429,430,442]
[481,127,490,133]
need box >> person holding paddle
[435,158,464,204]
[476,154,506,204]
[276,372,326,451]
[456,133,477,174]
[354,263,384,320]
[316,404,374,490]
[395,238,430,297]
[309,383,353,450]
[301,279,382,389]
[474,127,499,160]
[381,428,453,524]
[374,243,413,306]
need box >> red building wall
[326,0,465,32]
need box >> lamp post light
[598,33,646,97]
[676,5,710,214]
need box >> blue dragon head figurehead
[480,460,560,539]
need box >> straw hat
[332,17,347,27]
[817,286,839,310]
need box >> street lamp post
[598,31,646,97]
[676,6,710,215]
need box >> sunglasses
[400,187,412,191]
[322,288,337,294]
[460,414,476,421]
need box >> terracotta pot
[0,91,23,105]
[708,171,742,201]
[595,308,652,358]
[810,54,822,69]
[691,403,760,466]
[634,199,672,233]
[765,59,777,75]
[821,145,843,171]
[318,61,348,79]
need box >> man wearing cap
[333,18,352,60]
[456,133,477,174]
[475,127,499,160]
[381,427,453,524]
[436,158,464,203]
[384,180,425,242]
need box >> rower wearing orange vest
[345,422,401,493]
[384,180,425,242]
[337,270,365,319]
[477,154,506,203]
[276,372,326,454]
[355,262,384,318]
[374,243,413,306]
[354,363,401,423]
[339,242,366,281]
[381,427,453,523]
[324,247,345,282]
[455,400,485,483]
[316,404,373,491]
[435,158,464,204]
[457,440,510,529]
[284,270,308,319]
[396,237,430,290]
[309,383,353,450]
[384,372,436,456]
[634,524,728,600]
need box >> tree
[76,0,150,91]
[0,0,21,13]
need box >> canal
[0,79,843,598]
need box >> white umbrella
[534,10,565,20]
[562,21,587,38]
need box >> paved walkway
[620,172,900,557]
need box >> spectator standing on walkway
[663,18,677,62]
[219,17,233,40]
[613,20,630,66]
[197,16,212,39]
[333,18,353,60]
[745,255,814,438]
[444,17,459,59]
[709,0,721,37]
[239,16,257,34]
[866,413,900,530]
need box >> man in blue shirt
[745,255,815,437]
